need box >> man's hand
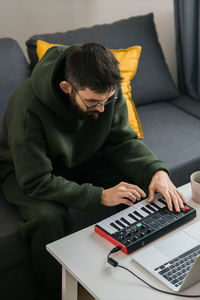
[148,170,187,212]
[101,182,146,207]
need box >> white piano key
[103,214,125,230]
[110,209,133,225]
[154,198,166,208]
[128,207,141,219]
[100,221,117,234]
[135,202,149,217]
[112,217,127,228]
[131,211,142,220]
[137,208,149,217]
[102,215,117,227]
[148,203,159,211]
[123,215,135,224]
[141,207,153,214]
[98,217,122,234]
[128,212,141,221]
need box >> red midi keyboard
[94,193,196,254]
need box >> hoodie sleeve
[8,134,103,212]
[103,89,169,190]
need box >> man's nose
[96,104,105,113]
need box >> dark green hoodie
[0,45,168,211]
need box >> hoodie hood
[31,45,82,122]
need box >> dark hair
[64,43,122,93]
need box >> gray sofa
[1,13,200,300]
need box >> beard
[69,89,100,121]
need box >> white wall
[0,0,177,81]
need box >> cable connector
[110,246,121,254]
[108,257,118,267]
[107,245,121,268]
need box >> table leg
[62,266,78,300]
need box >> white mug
[190,171,200,203]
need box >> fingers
[120,189,142,202]
[177,190,188,204]
[163,191,173,212]
[147,186,155,203]
[120,182,146,198]
[101,182,146,207]
[160,189,187,212]
[120,197,134,206]
[148,172,187,212]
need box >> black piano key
[128,213,139,222]
[115,220,126,228]
[150,202,160,210]
[120,217,131,226]
[110,222,121,231]
[133,211,143,219]
[146,204,157,212]
[141,207,152,215]
[158,198,166,205]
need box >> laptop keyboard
[154,244,200,287]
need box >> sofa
[1,13,200,300]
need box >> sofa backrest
[26,13,179,107]
[0,38,30,144]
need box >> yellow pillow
[110,47,143,138]
[36,40,143,138]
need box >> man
[0,43,186,299]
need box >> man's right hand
[101,182,146,207]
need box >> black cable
[107,246,200,298]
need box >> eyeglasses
[68,81,116,111]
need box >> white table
[47,183,200,300]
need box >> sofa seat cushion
[26,13,179,106]
[137,96,200,186]
[170,94,200,120]
[0,189,30,272]
[0,261,38,300]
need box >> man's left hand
[148,170,187,212]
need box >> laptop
[132,220,200,292]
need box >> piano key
[124,215,136,224]
[141,207,152,215]
[107,215,127,230]
[146,204,157,212]
[114,215,133,228]
[130,205,142,216]
[133,211,144,219]
[128,213,139,221]
[101,216,120,231]
[110,222,121,231]
[149,202,160,210]
[120,217,131,226]
[111,214,128,226]
[99,221,117,234]
[137,207,149,217]
[159,198,167,205]
[136,201,149,209]
[110,208,131,222]
[116,220,126,228]
[154,199,166,208]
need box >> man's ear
[59,81,72,94]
